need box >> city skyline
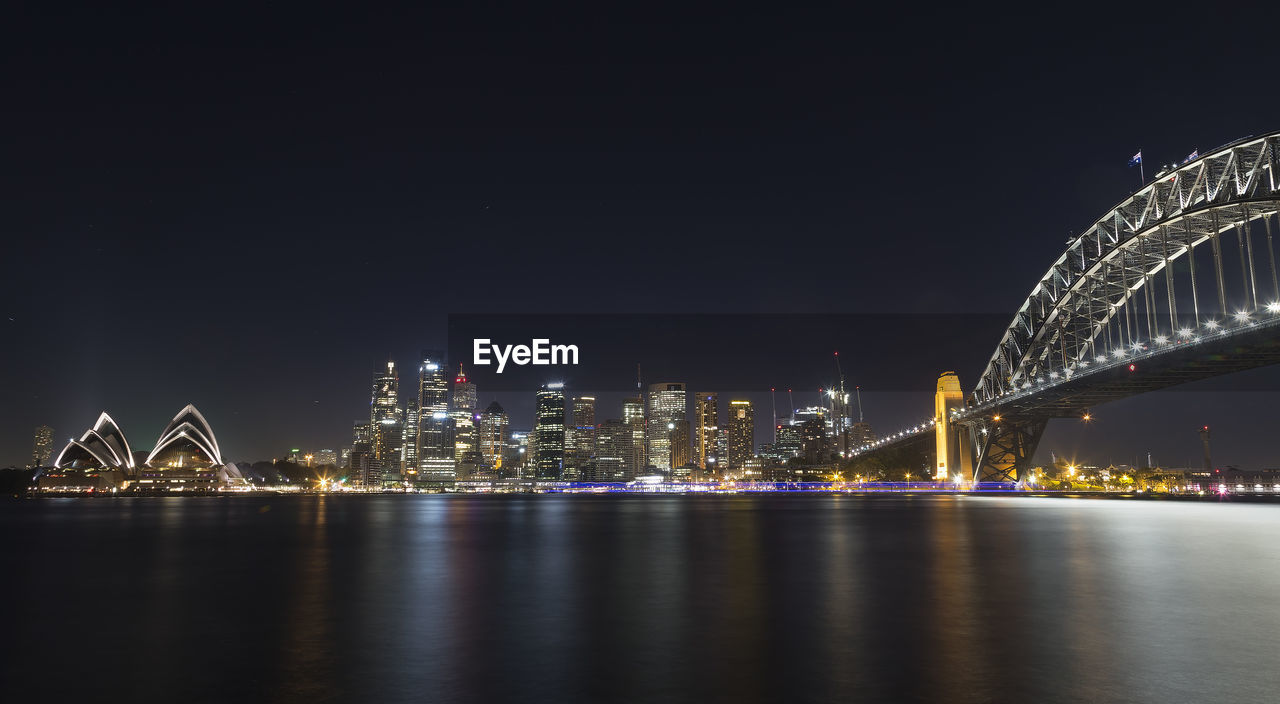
[7,6,1280,471]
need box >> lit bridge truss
[856,131,1280,484]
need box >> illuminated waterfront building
[40,406,244,492]
[30,425,54,469]
[774,424,802,459]
[477,401,509,477]
[646,382,686,471]
[593,418,628,481]
[417,350,455,484]
[401,399,418,471]
[694,392,718,470]
[507,430,530,479]
[726,399,754,469]
[564,395,596,481]
[534,383,566,479]
[349,422,372,484]
[622,396,645,477]
[451,365,478,479]
[370,360,403,486]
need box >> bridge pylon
[934,372,973,484]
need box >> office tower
[451,365,478,479]
[775,423,802,459]
[646,382,686,471]
[417,350,455,483]
[622,396,646,477]
[564,395,596,481]
[339,446,352,469]
[534,383,566,479]
[592,419,627,481]
[350,422,372,485]
[726,399,754,469]
[694,392,719,470]
[669,418,691,473]
[313,449,338,466]
[30,425,54,468]
[478,401,510,477]
[370,361,403,486]
[508,430,530,479]
[800,417,830,464]
[849,421,876,449]
[452,364,477,414]
[401,398,419,472]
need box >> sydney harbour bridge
[856,131,1280,485]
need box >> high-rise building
[508,430,530,479]
[849,421,876,449]
[313,449,338,467]
[534,383,566,480]
[774,423,802,459]
[726,399,755,470]
[695,392,719,470]
[370,361,403,486]
[646,382,686,471]
[451,365,479,479]
[452,364,477,414]
[564,396,596,480]
[417,350,455,484]
[349,422,372,485]
[30,425,54,468]
[622,396,646,477]
[592,419,627,481]
[800,417,830,465]
[401,398,419,472]
[477,401,510,477]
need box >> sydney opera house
[36,404,245,492]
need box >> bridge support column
[969,419,1047,485]
[934,372,972,484]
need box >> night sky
[6,5,1280,469]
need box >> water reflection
[4,495,1280,703]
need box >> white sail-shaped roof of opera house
[49,404,244,486]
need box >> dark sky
[5,4,1280,468]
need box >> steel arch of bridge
[972,132,1280,407]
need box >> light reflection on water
[3,495,1279,703]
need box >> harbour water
[4,494,1278,703]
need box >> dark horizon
[7,5,1280,468]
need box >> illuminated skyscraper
[592,419,627,481]
[564,395,596,481]
[417,350,455,484]
[508,430,530,479]
[694,392,719,470]
[622,396,645,477]
[534,383,566,479]
[349,421,372,485]
[477,401,509,477]
[646,382,686,471]
[401,398,419,472]
[726,399,754,469]
[451,365,478,479]
[370,361,402,485]
[30,425,54,468]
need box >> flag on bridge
[1128,151,1143,167]
[1183,149,1199,163]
